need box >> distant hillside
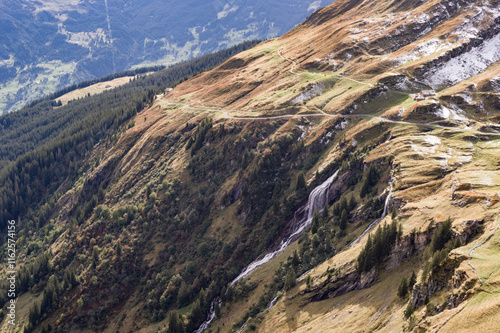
[0,0,327,113]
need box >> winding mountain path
[278,48,374,87]
[433,215,500,333]
[158,99,500,137]
[467,215,500,286]
[278,49,298,74]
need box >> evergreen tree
[408,271,417,289]
[431,217,453,252]
[292,250,300,267]
[356,221,400,272]
[296,172,306,192]
[339,209,348,230]
[397,277,408,298]
[284,269,297,291]
[348,195,357,212]
[167,311,185,333]
[340,196,348,213]
[116,240,122,257]
[322,203,329,220]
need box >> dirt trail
[434,215,500,333]
[467,215,500,286]
[158,99,500,137]
[278,49,297,74]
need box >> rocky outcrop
[386,231,430,270]
[341,86,387,115]
[308,267,378,302]
[410,254,468,307]
[309,217,483,306]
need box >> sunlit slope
[2,0,499,332]
[153,0,500,331]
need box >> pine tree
[296,172,306,191]
[431,217,453,252]
[340,209,348,230]
[322,203,329,220]
[340,196,348,213]
[397,277,408,298]
[348,195,357,212]
[408,271,417,289]
[167,311,185,333]
[284,269,297,291]
[306,275,312,289]
[116,240,122,257]
[311,212,320,234]
[292,250,300,267]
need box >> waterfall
[193,297,221,333]
[231,170,339,285]
[266,295,279,310]
[349,187,392,247]
[194,170,339,333]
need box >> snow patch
[457,92,473,104]
[292,83,324,104]
[424,135,441,146]
[335,119,348,130]
[490,76,500,92]
[396,38,452,65]
[435,106,451,119]
[425,32,500,88]
[411,135,441,155]
[415,13,430,24]
[452,4,500,41]
[297,125,310,141]
[440,148,453,171]
[316,52,340,70]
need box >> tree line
[0,40,260,232]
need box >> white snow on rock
[434,106,450,119]
[434,104,469,121]
[453,3,500,41]
[424,135,441,146]
[396,38,452,65]
[415,13,430,24]
[411,135,441,156]
[490,76,500,92]
[335,119,348,130]
[457,92,473,104]
[292,83,324,104]
[425,32,500,88]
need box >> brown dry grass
[56,75,141,105]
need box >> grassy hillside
[1,0,499,332]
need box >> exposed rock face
[308,267,378,302]
[386,231,430,270]
[410,255,468,307]
[457,219,484,245]
[309,219,483,305]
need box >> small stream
[231,170,339,285]
[194,170,339,332]
[349,186,392,247]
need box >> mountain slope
[1,0,499,332]
[0,0,327,114]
